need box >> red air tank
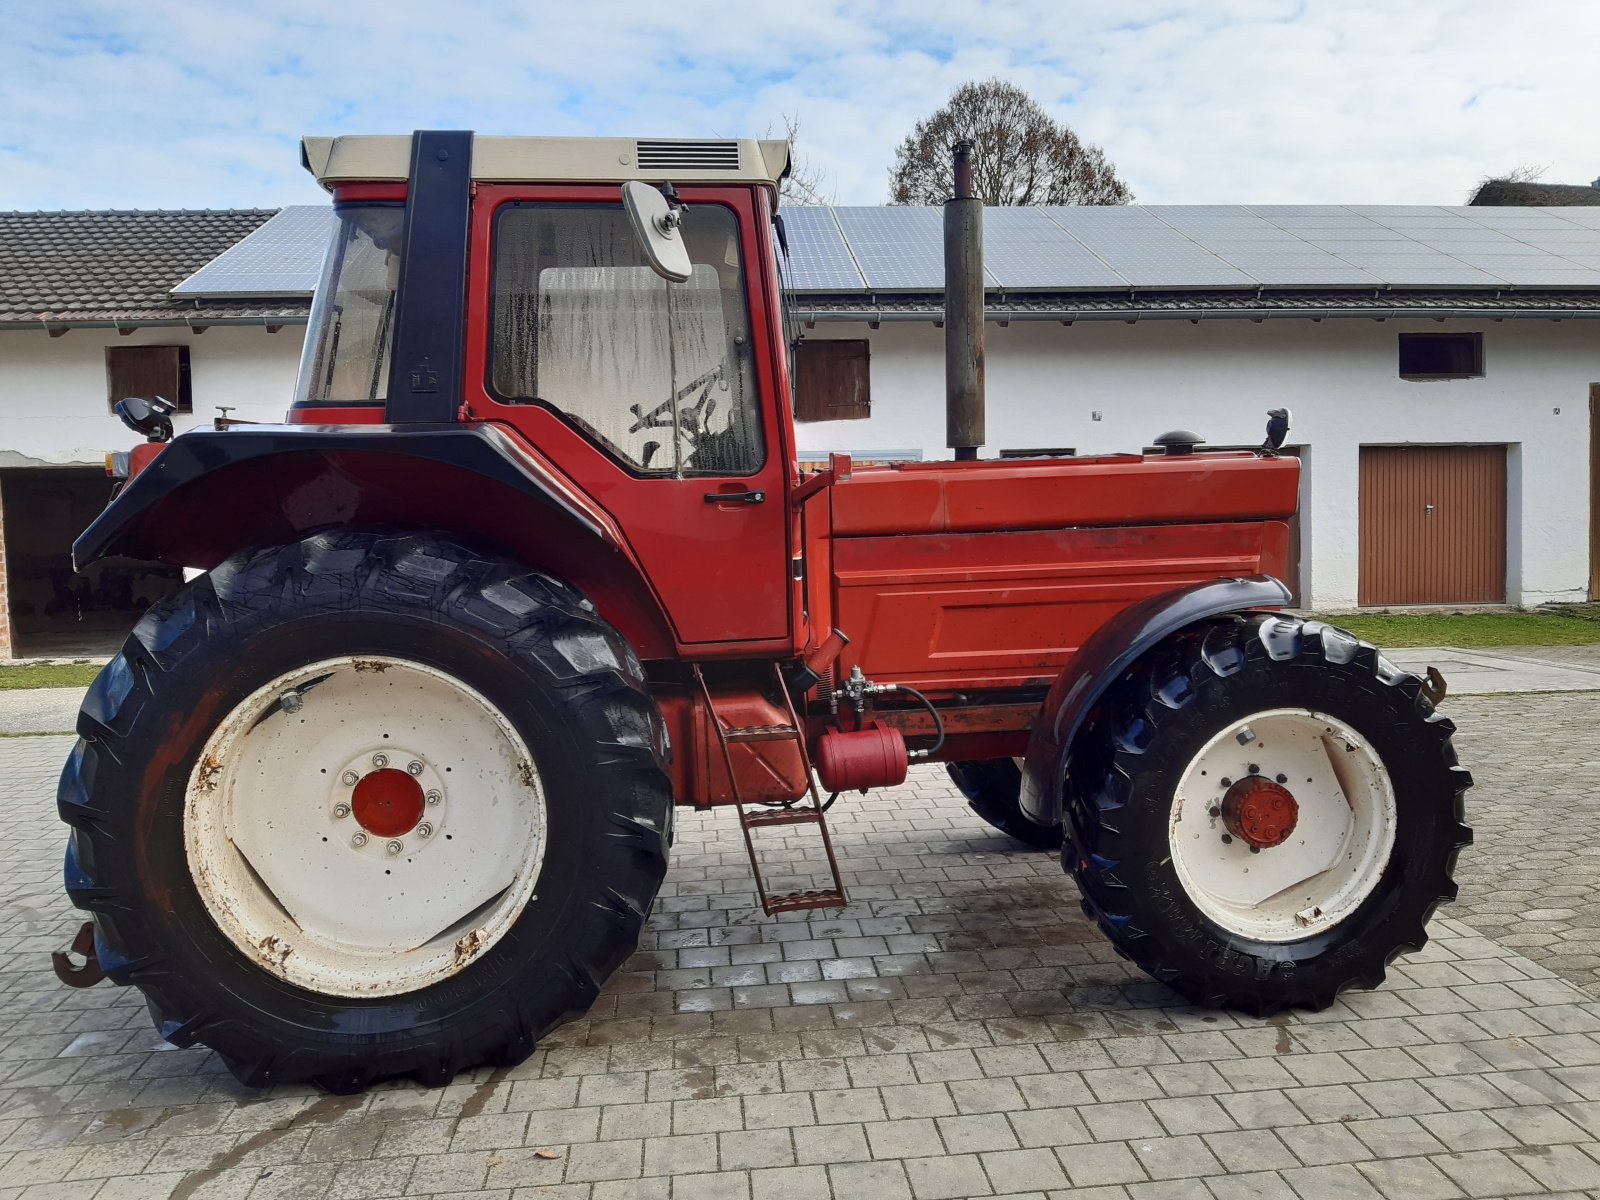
[814,724,908,793]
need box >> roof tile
[0,209,309,325]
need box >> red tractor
[56,132,1470,1093]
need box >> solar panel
[171,205,334,297]
[1459,206,1580,225]
[1488,267,1600,286]
[831,206,968,290]
[777,207,865,291]
[1301,232,1413,245]
[1503,226,1600,243]
[167,198,1600,302]
[983,207,1123,288]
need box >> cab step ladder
[693,664,847,915]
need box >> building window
[1398,333,1483,381]
[792,339,870,422]
[106,345,192,413]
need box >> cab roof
[300,134,791,191]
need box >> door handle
[704,489,765,505]
[1424,503,1435,516]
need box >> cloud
[0,0,1595,210]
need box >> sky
[1,0,1596,212]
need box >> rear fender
[1018,575,1292,826]
[75,422,677,658]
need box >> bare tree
[889,79,1131,206]
[1465,162,1546,204]
[768,114,833,206]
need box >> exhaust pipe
[944,140,985,461]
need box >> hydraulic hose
[888,684,945,760]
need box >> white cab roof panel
[301,135,790,190]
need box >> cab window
[490,203,762,477]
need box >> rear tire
[1065,614,1471,1014]
[947,759,1063,849]
[58,529,672,1091]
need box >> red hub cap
[1221,776,1298,849]
[351,768,426,838]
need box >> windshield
[294,204,403,405]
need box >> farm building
[0,198,1596,657]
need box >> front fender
[75,421,678,659]
[1018,574,1292,826]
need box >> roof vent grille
[635,140,741,172]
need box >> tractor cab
[292,134,800,646]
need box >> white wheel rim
[1168,708,1395,943]
[184,656,547,997]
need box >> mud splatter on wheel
[58,529,671,1091]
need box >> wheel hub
[352,769,425,838]
[1221,776,1299,849]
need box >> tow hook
[1422,666,1449,707]
[51,920,106,988]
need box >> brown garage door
[1359,445,1506,605]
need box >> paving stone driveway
[3,689,1600,1200]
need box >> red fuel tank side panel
[830,454,1299,537]
[833,520,1292,692]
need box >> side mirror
[623,181,693,283]
[114,395,177,443]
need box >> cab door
[464,186,792,647]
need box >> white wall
[1,316,1592,610]
[796,318,1596,609]
[0,325,306,467]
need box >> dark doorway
[2,468,182,658]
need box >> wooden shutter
[793,340,870,422]
[1359,445,1506,605]
[107,346,190,413]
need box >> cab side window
[490,203,763,476]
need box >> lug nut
[406,760,424,776]
[332,803,351,819]
[280,690,304,714]
[425,789,442,805]
[1208,806,1220,819]
[417,822,433,838]
[1221,834,1233,845]
[386,840,404,855]
[1276,773,1289,784]
[372,753,389,768]
[341,771,360,786]
[1248,763,1260,775]
[351,832,368,848]
[1220,777,1232,788]
[1236,726,1257,745]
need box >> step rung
[724,724,799,743]
[764,889,848,914]
[741,806,825,829]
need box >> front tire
[58,530,672,1091]
[1066,614,1471,1014]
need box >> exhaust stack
[944,140,985,460]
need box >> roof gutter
[1,314,309,333]
[790,306,1600,324]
